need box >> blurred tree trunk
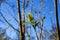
[17,0,23,40]
[21,0,25,40]
[54,0,60,40]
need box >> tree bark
[54,0,60,40]
[17,0,23,40]
[21,0,25,40]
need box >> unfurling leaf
[26,12,34,23]
[25,12,38,29]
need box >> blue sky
[0,0,60,40]
[0,0,19,40]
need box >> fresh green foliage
[23,12,38,29]
[26,12,34,23]
[23,12,46,29]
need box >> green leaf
[26,12,34,23]
[23,22,29,24]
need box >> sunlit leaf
[25,12,38,29]
[23,22,29,24]
[26,12,34,23]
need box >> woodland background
[0,0,60,40]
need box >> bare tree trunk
[21,0,25,40]
[54,0,60,40]
[16,0,23,40]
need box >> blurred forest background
[0,0,60,40]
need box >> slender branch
[3,3,18,23]
[25,27,30,40]
[0,12,20,33]
[34,28,39,40]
